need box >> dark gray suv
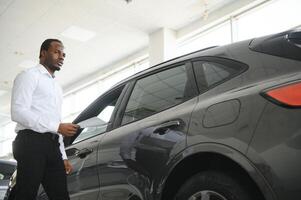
[6,26,301,200]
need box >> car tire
[174,170,255,200]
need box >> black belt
[18,129,59,141]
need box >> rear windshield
[249,28,301,61]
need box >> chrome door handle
[76,148,93,159]
[154,120,181,135]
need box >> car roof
[112,45,222,87]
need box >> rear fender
[160,143,276,200]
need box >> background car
[0,160,16,200]
[6,26,301,200]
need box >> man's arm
[58,135,73,174]
[58,134,67,160]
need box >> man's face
[43,41,65,72]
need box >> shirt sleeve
[11,71,60,133]
[59,134,67,160]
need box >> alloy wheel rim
[188,190,228,200]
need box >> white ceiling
[0,0,239,124]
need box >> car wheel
[174,171,254,200]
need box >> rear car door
[97,62,199,200]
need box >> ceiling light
[61,26,96,42]
[18,60,38,69]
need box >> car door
[64,85,127,200]
[97,62,199,200]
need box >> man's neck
[40,63,55,78]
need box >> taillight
[263,82,301,108]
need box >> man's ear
[40,50,47,58]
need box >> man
[11,39,79,200]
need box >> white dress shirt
[11,64,67,160]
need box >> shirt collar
[37,64,55,78]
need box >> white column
[149,28,177,66]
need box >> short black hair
[39,39,62,58]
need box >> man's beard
[50,65,61,71]
[45,62,61,72]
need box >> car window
[73,106,114,143]
[121,64,195,125]
[72,86,125,144]
[193,60,245,92]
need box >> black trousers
[13,130,70,200]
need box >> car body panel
[96,62,199,199]
[97,96,198,200]
[65,135,102,200]
[247,76,301,200]
[162,142,277,200]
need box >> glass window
[73,86,124,144]
[122,64,195,125]
[0,122,16,158]
[193,60,244,92]
[177,21,231,56]
[135,60,150,73]
[234,0,301,42]
[203,62,231,86]
[75,84,100,112]
[74,106,114,143]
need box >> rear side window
[193,58,246,92]
[121,64,197,125]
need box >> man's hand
[58,123,79,137]
[64,159,73,175]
